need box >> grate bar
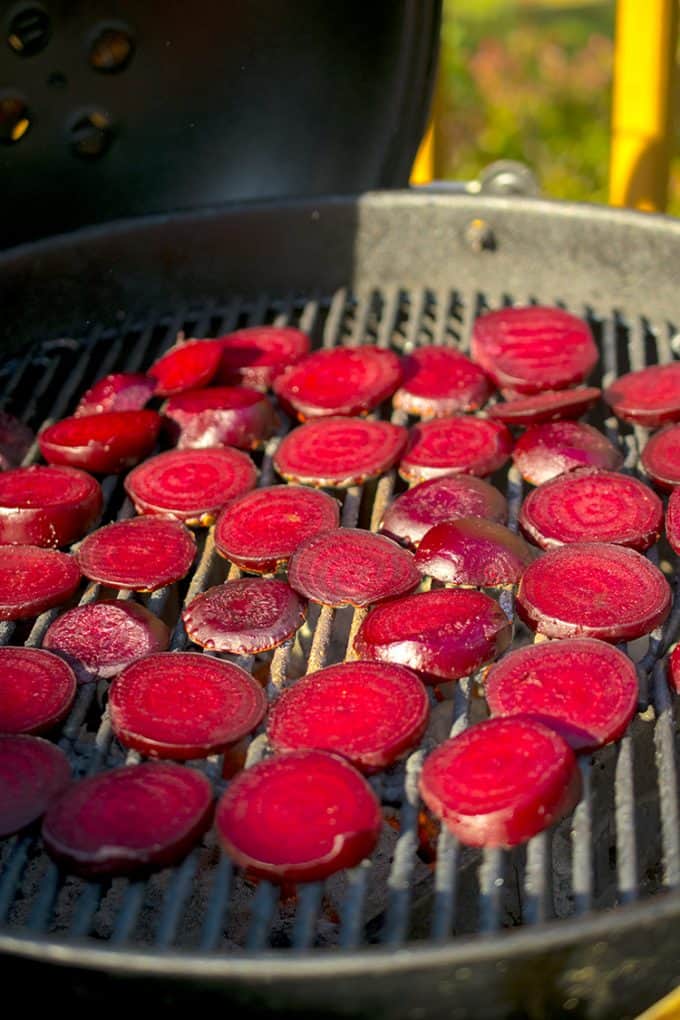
[523,832,550,925]
[339,861,371,949]
[245,881,278,950]
[156,852,201,948]
[69,882,104,939]
[571,760,593,914]
[614,734,638,903]
[478,848,504,934]
[291,882,322,950]
[653,663,680,888]
[199,856,233,951]
[110,881,146,945]
[382,749,427,946]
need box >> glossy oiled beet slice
[419,717,581,848]
[641,424,680,490]
[392,346,492,417]
[416,518,535,587]
[273,345,402,419]
[604,362,680,426]
[488,386,601,426]
[517,542,671,641]
[666,487,680,554]
[39,410,161,475]
[0,545,80,620]
[43,600,170,683]
[215,484,339,574]
[217,326,311,389]
[76,517,195,591]
[147,338,222,396]
[274,416,407,488]
[183,577,306,653]
[0,735,71,837]
[519,468,663,551]
[125,447,257,526]
[0,465,102,548]
[400,416,512,483]
[215,749,381,882]
[42,762,213,877]
[75,373,156,416]
[109,652,266,760]
[0,411,34,469]
[163,386,277,450]
[667,643,680,693]
[512,421,623,486]
[354,588,512,684]
[0,647,76,734]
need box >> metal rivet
[465,218,496,253]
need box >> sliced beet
[392,346,492,417]
[75,517,196,592]
[274,416,407,488]
[42,600,170,683]
[109,652,266,759]
[0,735,71,837]
[215,749,381,882]
[0,411,34,468]
[641,424,680,490]
[519,467,663,551]
[488,386,601,426]
[419,717,581,848]
[668,644,680,694]
[0,545,80,620]
[0,465,102,548]
[354,588,512,684]
[147,338,222,396]
[666,487,680,554]
[125,447,257,526]
[162,386,277,450]
[0,646,76,734]
[512,421,623,486]
[399,416,513,483]
[415,518,535,587]
[604,362,680,426]
[516,541,671,641]
[273,345,402,419]
[42,762,213,877]
[214,484,340,573]
[75,373,156,416]
[183,577,306,653]
[38,410,161,475]
[217,325,311,390]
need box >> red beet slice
[400,416,513,483]
[109,652,266,759]
[215,749,381,882]
[0,465,102,548]
[125,447,257,526]
[415,518,535,587]
[183,577,306,653]
[42,762,213,877]
[39,410,161,475]
[517,541,671,641]
[214,484,340,573]
[668,644,680,694]
[604,362,680,426]
[0,647,76,734]
[76,517,196,592]
[512,421,623,486]
[641,424,680,490]
[488,387,601,426]
[217,325,311,390]
[163,386,277,450]
[519,467,663,551]
[274,416,407,488]
[75,373,156,416]
[666,487,680,554]
[354,588,512,684]
[147,338,222,396]
[419,717,581,848]
[0,411,34,468]
[0,545,80,620]
[42,600,170,684]
[0,735,71,837]
[273,345,402,419]
[392,346,492,417]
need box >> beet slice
[641,424,680,490]
[76,517,196,592]
[163,386,277,450]
[0,545,80,621]
[147,338,222,396]
[183,577,306,653]
[42,600,170,684]
[0,411,34,468]
[75,373,156,416]
[0,646,76,734]
[125,447,257,526]
[400,416,513,483]
[0,465,102,548]
[42,762,213,877]
[0,735,71,837]
[419,717,581,848]
[488,386,601,426]
[109,652,266,759]
[604,362,680,426]
[214,484,339,573]
[354,588,512,683]
[519,467,663,551]
[273,345,402,419]
[415,518,535,587]
[392,346,492,417]
[274,416,407,488]
[516,541,671,641]
[215,749,381,882]
[39,410,161,475]
[668,644,680,694]
[217,325,311,390]
[512,421,623,486]
[666,487,680,554]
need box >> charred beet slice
[419,717,581,848]
[42,762,213,878]
[274,416,407,488]
[0,411,34,468]
[415,518,535,587]
[488,386,601,426]
[75,517,196,592]
[0,465,102,548]
[183,577,306,654]
[519,467,663,551]
[0,735,71,837]
[42,600,170,684]
[147,338,223,396]
[512,421,623,486]
[400,416,513,483]
[217,326,311,390]
[516,542,671,642]
[273,345,402,419]
[0,647,76,735]
[75,373,156,416]
[354,588,512,684]
[215,485,339,574]
[215,749,381,883]
[109,652,266,760]
[641,424,680,490]
[0,545,80,621]
[163,386,277,450]
[604,362,680,426]
[666,487,680,554]
[125,447,257,526]
[392,346,492,417]
[668,644,680,693]
[38,410,161,475]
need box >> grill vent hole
[69,109,113,159]
[89,26,134,73]
[7,6,50,56]
[0,94,30,144]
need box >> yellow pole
[410,118,436,185]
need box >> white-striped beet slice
[274,416,407,488]
[668,644,680,693]
[392,346,492,417]
[488,386,601,426]
[354,588,512,684]
[0,411,34,469]
[379,474,508,550]
[267,661,429,773]
[125,447,257,526]
[0,465,102,548]
[42,762,213,877]
[162,386,277,450]
[183,577,306,654]
[400,416,512,483]
[641,424,680,490]
[484,638,638,752]
[42,600,170,684]
[75,517,196,592]
[415,518,535,587]
[471,306,598,395]
[214,485,340,574]
[147,338,222,396]
[666,487,680,554]
[109,652,266,760]
[519,467,663,551]
[0,647,76,734]
[0,545,80,621]
[217,326,311,390]
[512,421,623,486]
[604,362,680,426]
[75,373,156,416]
[0,735,71,837]
[516,542,671,642]
[38,410,161,475]
[215,749,381,883]
[419,717,581,848]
